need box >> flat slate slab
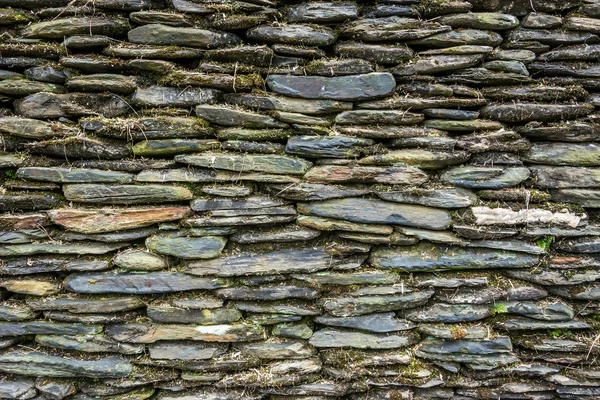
[106,323,266,343]
[297,198,451,230]
[64,272,228,294]
[146,235,227,259]
[63,184,193,204]
[175,154,312,175]
[309,328,417,349]
[266,73,396,101]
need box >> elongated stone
[395,54,485,75]
[297,215,393,235]
[410,29,503,47]
[148,341,228,360]
[175,154,311,175]
[416,338,517,366]
[0,322,99,336]
[339,16,450,42]
[297,198,451,230]
[230,226,320,244]
[132,139,219,157]
[247,24,336,46]
[0,306,35,322]
[64,272,227,294]
[0,380,36,399]
[314,313,415,333]
[48,207,191,234]
[287,2,358,23]
[441,166,530,189]
[496,318,590,331]
[439,13,519,29]
[27,297,144,313]
[264,183,370,201]
[147,307,241,324]
[145,235,226,259]
[266,73,395,101]
[106,323,265,343]
[128,24,240,48]
[217,286,319,301]
[35,334,143,354]
[304,165,428,185]
[370,243,538,272]
[524,143,600,166]
[27,137,131,159]
[335,41,413,64]
[63,184,192,204]
[323,290,434,317]
[406,303,492,323]
[224,93,353,115]
[131,86,222,108]
[0,352,132,378]
[113,251,167,271]
[481,103,594,122]
[83,115,213,140]
[195,105,287,128]
[0,242,126,257]
[309,329,417,349]
[376,188,477,208]
[293,272,398,286]
[186,248,332,277]
[286,135,374,159]
[16,167,133,183]
[22,17,130,39]
[0,117,74,139]
[359,149,470,170]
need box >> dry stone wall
[0,0,599,398]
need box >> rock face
[0,0,597,397]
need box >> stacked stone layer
[0,0,599,398]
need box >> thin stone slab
[246,24,336,46]
[106,323,266,343]
[370,243,539,272]
[131,86,222,107]
[264,183,370,201]
[406,303,492,323]
[322,290,434,317]
[376,188,477,208]
[224,93,353,115]
[0,242,127,257]
[304,165,429,185]
[64,272,228,294]
[16,167,133,183]
[175,154,312,175]
[481,103,594,122]
[148,342,228,360]
[313,313,415,333]
[22,17,129,39]
[63,184,192,204]
[297,198,451,230]
[128,24,241,48]
[35,334,143,354]
[309,329,417,349]
[339,16,451,42]
[266,73,396,101]
[27,297,144,313]
[147,307,241,324]
[186,248,332,277]
[441,166,530,189]
[146,235,226,259]
[523,143,600,166]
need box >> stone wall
[0,0,599,398]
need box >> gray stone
[224,93,353,115]
[304,165,429,185]
[22,17,129,39]
[15,92,131,119]
[297,198,451,230]
[195,105,288,128]
[65,74,136,94]
[266,73,396,101]
[481,103,594,122]
[322,290,434,317]
[339,16,450,42]
[552,189,600,207]
[247,24,336,46]
[524,143,600,166]
[131,86,222,108]
[410,29,503,47]
[191,196,287,211]
[64,272,227,294]
[0,306,35,322]
[416,337,517,366]
[309,329,417,349]
[335,41,413,64]
[438,12,519,29]
[35,334,143,354]
[406,304,492,323]
[496,318,590,331]
[395,54,484,75]
[264,183,370,201]
[186,248,332,277]
[240,341,315,359]
[145,235,226,259]
[370,243,538,272]
[175,154,312,175]
[0,242,127,257]
[27,297,144,313]
[314,313,415,333]
[287,2,358,23]
[217,286,319,301]
[132,139,219,157]
[359,149,469,170]
[113,251,167,271]
[0,322,99,336]
[148,341,228,360]
[106,323,266,343]
[230,226,320,244]
[286,135,374,158]
[17,167,133,183]
[0,352,132,378]
[376,188,477,208]
[147,307,241,324]
[335,110,424,125]
[441,166,530,189]
[128,24,240,48]
[63,184,192,204]
[293,271,398,286]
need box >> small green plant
[3,169,16,179]
[549,329,573,339]
[493,303,508,314]
[536,236,554,251]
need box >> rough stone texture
[0,1,597,398]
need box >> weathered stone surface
[15,92,131,119]
[524,143,600,166]
[132,139,219,157]
[471,206,585,228]
[286,135,374,158]
[35,334,143,354]
[309,329,416,349]
[0,306,35,322]
[128,24,240,48]
[0,352,132,378]
[17,167,133,183]
[247,24,336,46]
[359,149,469,170]
[481,103,594,122]
[113,251,167,271]
[0,242,127,257]
[186,248,331,277]
[147,306,241,324]
[0,379,36,399]
[297,198,451,230]
[196,105,287,128]
[224,93,353,115]
[266,73,396,101]
[406,303,492,323]
[339,16,450,42]
[146,235,226,259]
[438,12,519,29]
[23,17,130,39]
[48,207,190,234]
[230,225,320,244]
[441,166,530,189]
[304,165,428,185]
[376,188,477,208]
[323,290,434,317]
[335,41,413,64]
[176,154,311,175]
[314,313,415,333]
[64,272,227,294]
[27,297,144,314]
[131,86,222,107]
[370,243,538,272]
[106,323,265,343]
[264,183,370,201]
[416,337,517,366]
[63,184,192,204]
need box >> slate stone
[500,301,574,321]
[438,12,519,29]
[128,24,240,48]
[416,337,518,366]
[0,242,127,257]
[145,235,226,259]
[148,341,228,360]
[0,352,132,378]
[131,86,222,107]
[322,290,434,317]
[240,341,315,360]
[230,225,320,244]
[195,105,287,128]
[287,2,358,23]
[406,303,492,323]
[264,183,370,201]
[395,54,484,76]
[552,189,600,207]
[314,313,415,333]
[17,167,133,183]
[175,154,312,175]
[0,322,100,336]
[246,24,336,46]
[35,334,143,354]
[186,248,332,277]
[304,165,429,185]
[0,379,36,399]
[286,135,374,158]
[63,184,192,204]
[16,92,131,119]
[496,318,590,331]
[335,42,413,64]
[376,188,477,208]
[0,306,35,322]
[83,115,213,140]
[64,272,227,294]
[297,198,451,230]
[224,93,353,115]
[523,143,600,166]
[27,297,144,313]
[147,307,241,324]
[410,29,503,47]
[22,17,130,39]
[481,103,594,122]
[266,73,396,101]
[359,149,469,170]
[297,215,393,235]
[339,16,451,42]
[507,28,599,45]
[48,207,191,234]
[106,323,266,343]
[0,195,59,212]
[441,166,530,189]
[309,329,417,349]
[370,243,538,272]
[293,271,398,286]
[113,251,167,271]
